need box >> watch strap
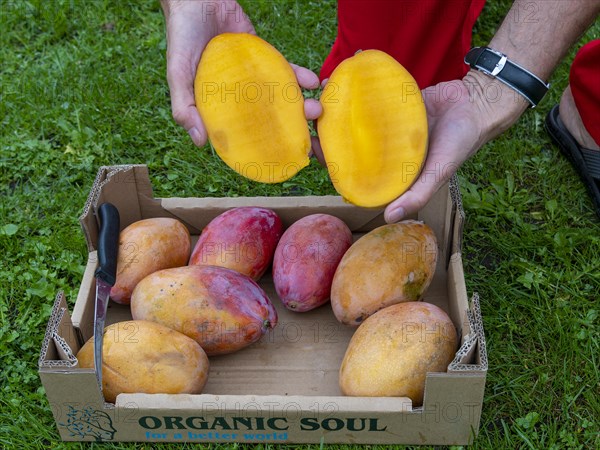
[465,47,550,107]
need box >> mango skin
[318,50,428,207]
[77,320,209,404]
[195,33,310,183]
[339,302,458,406]
[130,265,277,355]
[331,220,437,326]
[110,218,191,305]
[273,214,352,312]
[189,207,283,280]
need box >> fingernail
[385,207,405,223]
[188,127,202,147]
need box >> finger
[383,177,442,223]
[383,152,462,223]
[321,78,329,88]
[304,98,322,121]
[227,4,257,34]
[167,61,208,147]
[310,133,326,167]
[290,63,320,90]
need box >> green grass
[1,0,599,449]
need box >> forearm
[160,0,187,18]
[490,0,600,81]
[161,0,209,17]
[160,0,169,16]
[459,1,599,137]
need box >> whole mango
[339,302,458,406]
[131,265,277,355]
[110,218,191,304]
[331,220,437,326]
[77,320,209,404]
[189,207,282,280]
[273,214,352,311]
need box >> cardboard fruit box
[39,165,487,445]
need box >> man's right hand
[161,0,322,148]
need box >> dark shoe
[545,105,600,218]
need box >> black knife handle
[95,203,120,286]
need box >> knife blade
[94,203,120,394]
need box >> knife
[93,203,120,393]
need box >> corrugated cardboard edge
[38,292,78,368]
[449,293,487,372]
[120,393,412,413]
[449,176,465,256]
[79,165,111,252]
[79,164,155,252]
[446,178,486,372]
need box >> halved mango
[195,33,310,183]
[318,50,428,207]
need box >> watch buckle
[491,55,507,76]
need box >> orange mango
[110,218,191,305]
[340,302,457,406]
[77,320,209,403]
[331,220,438,326]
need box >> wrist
[464,46,550,108]
[488,36,552,82]
[160,0,177,18]
[463,69,528,141]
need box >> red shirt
[321,0,487,88]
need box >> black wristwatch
[464,47,550,108]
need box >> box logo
[60,406,116,441]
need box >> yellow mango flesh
[318,50,428,207]
[195,33,310,183]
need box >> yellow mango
[195,33,310,183]
[331,220,438,326]
[77,320,209,404]
[339,302,458,406]
[318,50,428,207]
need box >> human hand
[311,71,528,219]
[383,70,529,222]
[161,0,321,147]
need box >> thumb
[383,160,459,223]
[310,133,326,166]
[383,181,437,223]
